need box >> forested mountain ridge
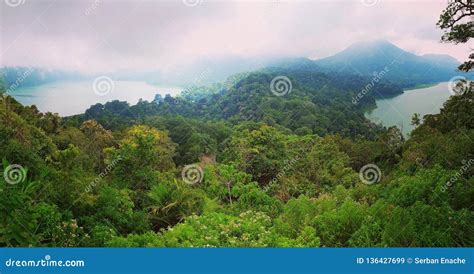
[313,40,465,88]
[1,59,472,247]
[2,0,473,250]
[66,69,386,140]
[272,40,466,90]
[1,40,464,93]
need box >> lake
[9,80,453,132]
[9,80,182,116]
[365,82,452,136]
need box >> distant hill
[313,39,462,88]
[0,67,84,92]
[2,40,465,93]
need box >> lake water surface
[9,80,453,133]
[9,80,182,116]
[365,82,452,136]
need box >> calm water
[9,80,182,116]
[365,82,452,136]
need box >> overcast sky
[1,0,472,75]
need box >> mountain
[1,67,85,92]
[421,53,460,68]
[3,40,463,92]
[313,39,462,88]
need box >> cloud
[1,0,471,74]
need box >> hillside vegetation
[1,69,472,247]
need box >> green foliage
[437,0,474,72]
[108,211,282,247]
[146,179,206,230]
[81,186,150,235]
[223,124,290,184]
[231,182,283,217]
[106,125,176,191]
[0,57,472,248]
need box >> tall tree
[438,0,474,72]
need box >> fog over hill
[1,40,467,90]
[312,39,464,88]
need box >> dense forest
[1,64,472,247]
[1,0,473,248]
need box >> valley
[0,0,472,251]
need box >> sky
[0,0,472,75]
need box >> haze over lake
[365,82,452,136]
[9,81,182,116]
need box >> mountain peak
[315,39,412,70]
[312,39,462,88]
[348,39,393,48]
[340,39,406,57]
